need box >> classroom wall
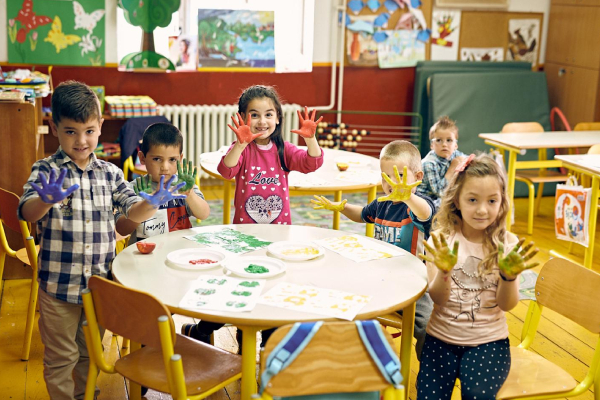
[0,0,550,112]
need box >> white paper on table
[288,171,330,187]
[316,234,404,262]
[259,282,371,321]
[183,227,272,255]
[179,275,265,312]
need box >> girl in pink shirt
[417,154,539,400]
[217,85,324,225]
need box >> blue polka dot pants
[416,334,511,400]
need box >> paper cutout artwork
[431,9,461,61]
[506,18,540,66]
[460,47,503,62]
[316,234,404,262]
[346,15,379,66]
[259,282,372,320]
[179,275,265,312]
[185,228,271,254]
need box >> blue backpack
[259,320,402,399]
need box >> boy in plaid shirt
[417,116,466,207]
[18,81,184,400]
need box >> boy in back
[115,122,210,242]
[18,81,184,400]
[311,140,434,359]
[417,115,466,207]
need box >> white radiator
[157,104,302,178]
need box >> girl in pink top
[417,154,539,400]
[217,85,324,225]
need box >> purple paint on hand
[139,175,186,207]
[30,168,79,204]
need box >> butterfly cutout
[73,1,105,34]
[14,0,51,43]
[44,16,81,53]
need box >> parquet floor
[1,184,598,399]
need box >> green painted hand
[419,233,459,273]
[133,174,154,195]
[498,237,539,280]
[377,165,422,202]
[177,158,197,193]
[311,195,347,212]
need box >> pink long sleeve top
[217,141,323,225]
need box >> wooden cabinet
[0,98,45,279]
[545,1,600,125]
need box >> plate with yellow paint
[223,256,286,279]
[267,241,325,261]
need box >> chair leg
[21,276,39,361]
[527,182,535,235]
[0,251,5,292]
[534,182,544,216]
[84,361,99,400]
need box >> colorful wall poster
[506,18,540,66]
[431,8,461,61]
[346,15,378,67]
[179,275,265,313]
[7,0,105,66]
[377,29,425,68]
[460,47,503,62]
[197,9,274,68]
[168,34,198,71]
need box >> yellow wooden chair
[0,187,40,361]
[257,321,405,400]
[500,122,569,235]
[496,257,600,399]
[81,276,242,400]
[574,122,600,131]
[122,155,147,181]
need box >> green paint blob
[231,290,252,297]
[239,281,260,287]
[207,278,227,285]
[225,301,247,308]
[194,288,216,296]
[244,264,270,274]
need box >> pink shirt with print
[217,141,323,225]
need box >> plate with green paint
[222,256,286,279]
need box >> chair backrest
[535,258,600,333]
[501,122,544,134]
[0,187,24,233]
[259,321,397,397]
[587,144,600,154]
[86,276,175,347]
[574,122,600,131]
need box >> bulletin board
[458,11,543,67]
[344,1,433,67]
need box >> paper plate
[267,241,325,261]
[166,248,226,271]
[223,256,286,279]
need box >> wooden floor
[1,186,599,400]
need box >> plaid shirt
[417,150,466,204]
[18,148,140,304]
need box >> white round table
[112,224,427,400]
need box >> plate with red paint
[166,248,226,271]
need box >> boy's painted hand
[177,158,197,193]
[311,195,347,212]
[377,165,422,202]
[30,168,79,204]
[227,112,263,144]
[419,233,459,273]
[133,175,153,195]
[498,237,539,280]
[139,175,186,208]
[291,106,323,139]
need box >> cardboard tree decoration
[118,0,179,71]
